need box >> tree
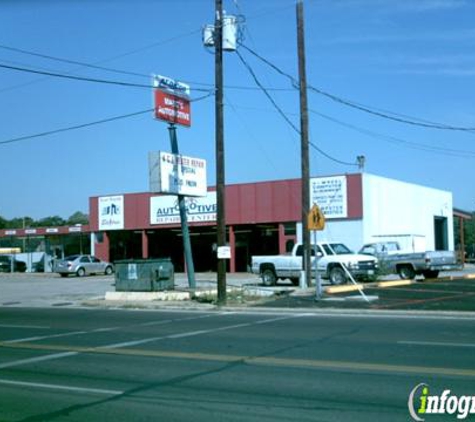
[67,211,89,226]
[36,216,66,227]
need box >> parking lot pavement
[258,272,475,312]
[1,267,475,312]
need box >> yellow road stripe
[1,341,475,378]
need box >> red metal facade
[88,174,363,232]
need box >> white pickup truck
[251,242,378,286]
[359,241,460,279]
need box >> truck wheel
[397,265,415,280]
[261,269,277,286]
[329,266,347,285]
[422,270,439,279]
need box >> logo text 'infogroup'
[408,383,475,421]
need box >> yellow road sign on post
[308,204,325,231]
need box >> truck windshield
[322,243,352,255]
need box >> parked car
[55,255,114,277]
[0,255,27,273]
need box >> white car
[55,255,114,277]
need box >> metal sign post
[168,124,196,290]
[308,203,325,299]
[151,74,197,291]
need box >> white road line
[5,331,87,344]
[399,340,475,348]
[0,324,50,329]
[0,352,78,369]
[102,314,304,349]
[3,313,218,343]
[0,378,123,395]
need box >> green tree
[67,211,89,226]
[36,216,66,227]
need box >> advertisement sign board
[153,75,190,97]
[98,195,124,230]
[154,90,191,127]
[150,192,216,225]
[149,151,207,197]
[310,176,348,219]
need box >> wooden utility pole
[215,0,227,304]
[297,0,311,288]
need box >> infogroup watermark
[408,383,475,421]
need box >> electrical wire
[235,49,357,167]
[309,108,475,158]
[239,43,475,133]
[0,91,214,146]
[0,43,149,79]
[0,109,152,146]
[0,62,213,92]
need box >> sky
[1,0,474,220]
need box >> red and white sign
[154,90,191,127]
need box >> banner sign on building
[150,192,217,225]
[310,176,348,219]
[98,195,124,230]
[149,151,207,197]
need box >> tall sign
[149,151,207,197]
[153,75,191,127]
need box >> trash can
[114,258,174,292]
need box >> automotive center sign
[153,75,191,127]
[150,193,217,225]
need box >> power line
[0,109,152,146]
[0,92,214,146]
[235,49,300,133]
[235,49,356,167]
[309,108,475,158]
[239,43,475,133]
[0,62,212,92]
[0,43,149,79]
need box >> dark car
[0,255,27,273]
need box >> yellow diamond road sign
[308,204,325,231]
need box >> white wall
[362,173,454,250]
[297,220,364,253]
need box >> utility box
[114,259,174,292]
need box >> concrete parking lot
[1,267,475,313]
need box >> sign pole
[168,123,196,291]
[314,229,322,300]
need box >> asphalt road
[0,308,474,421]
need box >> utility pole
[215,0,226,305]
[297,0,311,289]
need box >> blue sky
[1,0,474,220]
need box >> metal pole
[314,230,322,300]
[297,1,311,289]
[168,124,196,290]
[215,0,227,305]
